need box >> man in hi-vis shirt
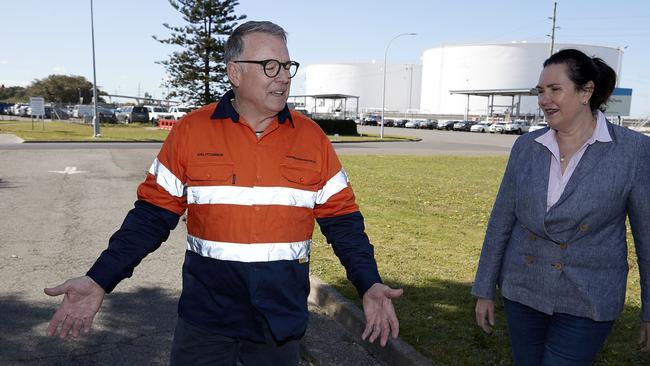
[44,21,402,365]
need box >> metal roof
[290,93,359,99]
[449,88,538,97]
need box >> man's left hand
[361,283,403,347]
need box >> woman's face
[536,63,592,130]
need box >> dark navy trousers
[503,298,614,366]
[169,317,300,366]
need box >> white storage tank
[419,42,621,116]
[300,63,422,115]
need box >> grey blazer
[471,122,650,321]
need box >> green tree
[153,0,246,106]
[0,85,27,103]
[25,75,106,104]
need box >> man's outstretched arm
[44,200,180,339]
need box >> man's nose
[275,67,291,82]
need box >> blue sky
[1,0,649,116]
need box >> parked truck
[168,106,196,120]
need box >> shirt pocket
[280,164,321,187]
[185,163,235,186]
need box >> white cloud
[0,60,8,64]
[52,66,66,73]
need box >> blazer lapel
[528,143,551,220]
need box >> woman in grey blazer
[472,49,650,365]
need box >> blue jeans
[503,298,614,366]
[169,317,300,366]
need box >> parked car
[168,106,195,120]
[394,119,408,128]
[361,116,379,126]
[503,120,531,134]
[404,120,420,128]
[528,121,549,133]
[144,105,174,124]
[489,122,506,133]
[453,120,476,131]
[437,120,457,130]
[116,106,149,123]
[419,119,436,129]
[383,118,395,127]
[470,123,489,133]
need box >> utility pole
[548,2,558,57]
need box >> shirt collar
[534,110,612,155]
[210,89,294,127]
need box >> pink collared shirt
[535,111,612,211]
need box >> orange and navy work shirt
[87,90,381,342]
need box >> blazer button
[553,263,563,271]
[580,224,589,232]
[525,255,534,264]
[559,243,568,250]
[528,233,537,241]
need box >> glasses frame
[233,59,300,78]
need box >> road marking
[48,166,87,174]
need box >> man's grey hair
[224,21,287,63]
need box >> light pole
[381,32,416,139]
[90,0,100,137]
[616,46,628,86]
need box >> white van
[72,105,95,118]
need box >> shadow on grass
[0,287,178,365]
[325,277,650,366]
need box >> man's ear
[227,62,241,88]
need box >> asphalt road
[0,128,515,365]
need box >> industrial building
[291,42,626,120]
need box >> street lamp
[381,32,416,139]
[616,45,628,86]
[90,0,100,137]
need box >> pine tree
[154,0,246,106]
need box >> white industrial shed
[295,42,622,119]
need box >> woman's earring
[582,101,588,105]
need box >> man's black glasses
[233,59,300,78]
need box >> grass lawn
[311,155,649,366]
[0,120,410,142]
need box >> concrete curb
[0,133,24,144]
[308,275,434,366]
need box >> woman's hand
[475,298,496,334]
[639,321,650,351]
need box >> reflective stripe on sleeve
[187,234,311,262]
[315,169,349,205]
[148,158,186,197]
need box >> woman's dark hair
[543,48,617,112]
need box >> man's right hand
[44,276,105,339]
